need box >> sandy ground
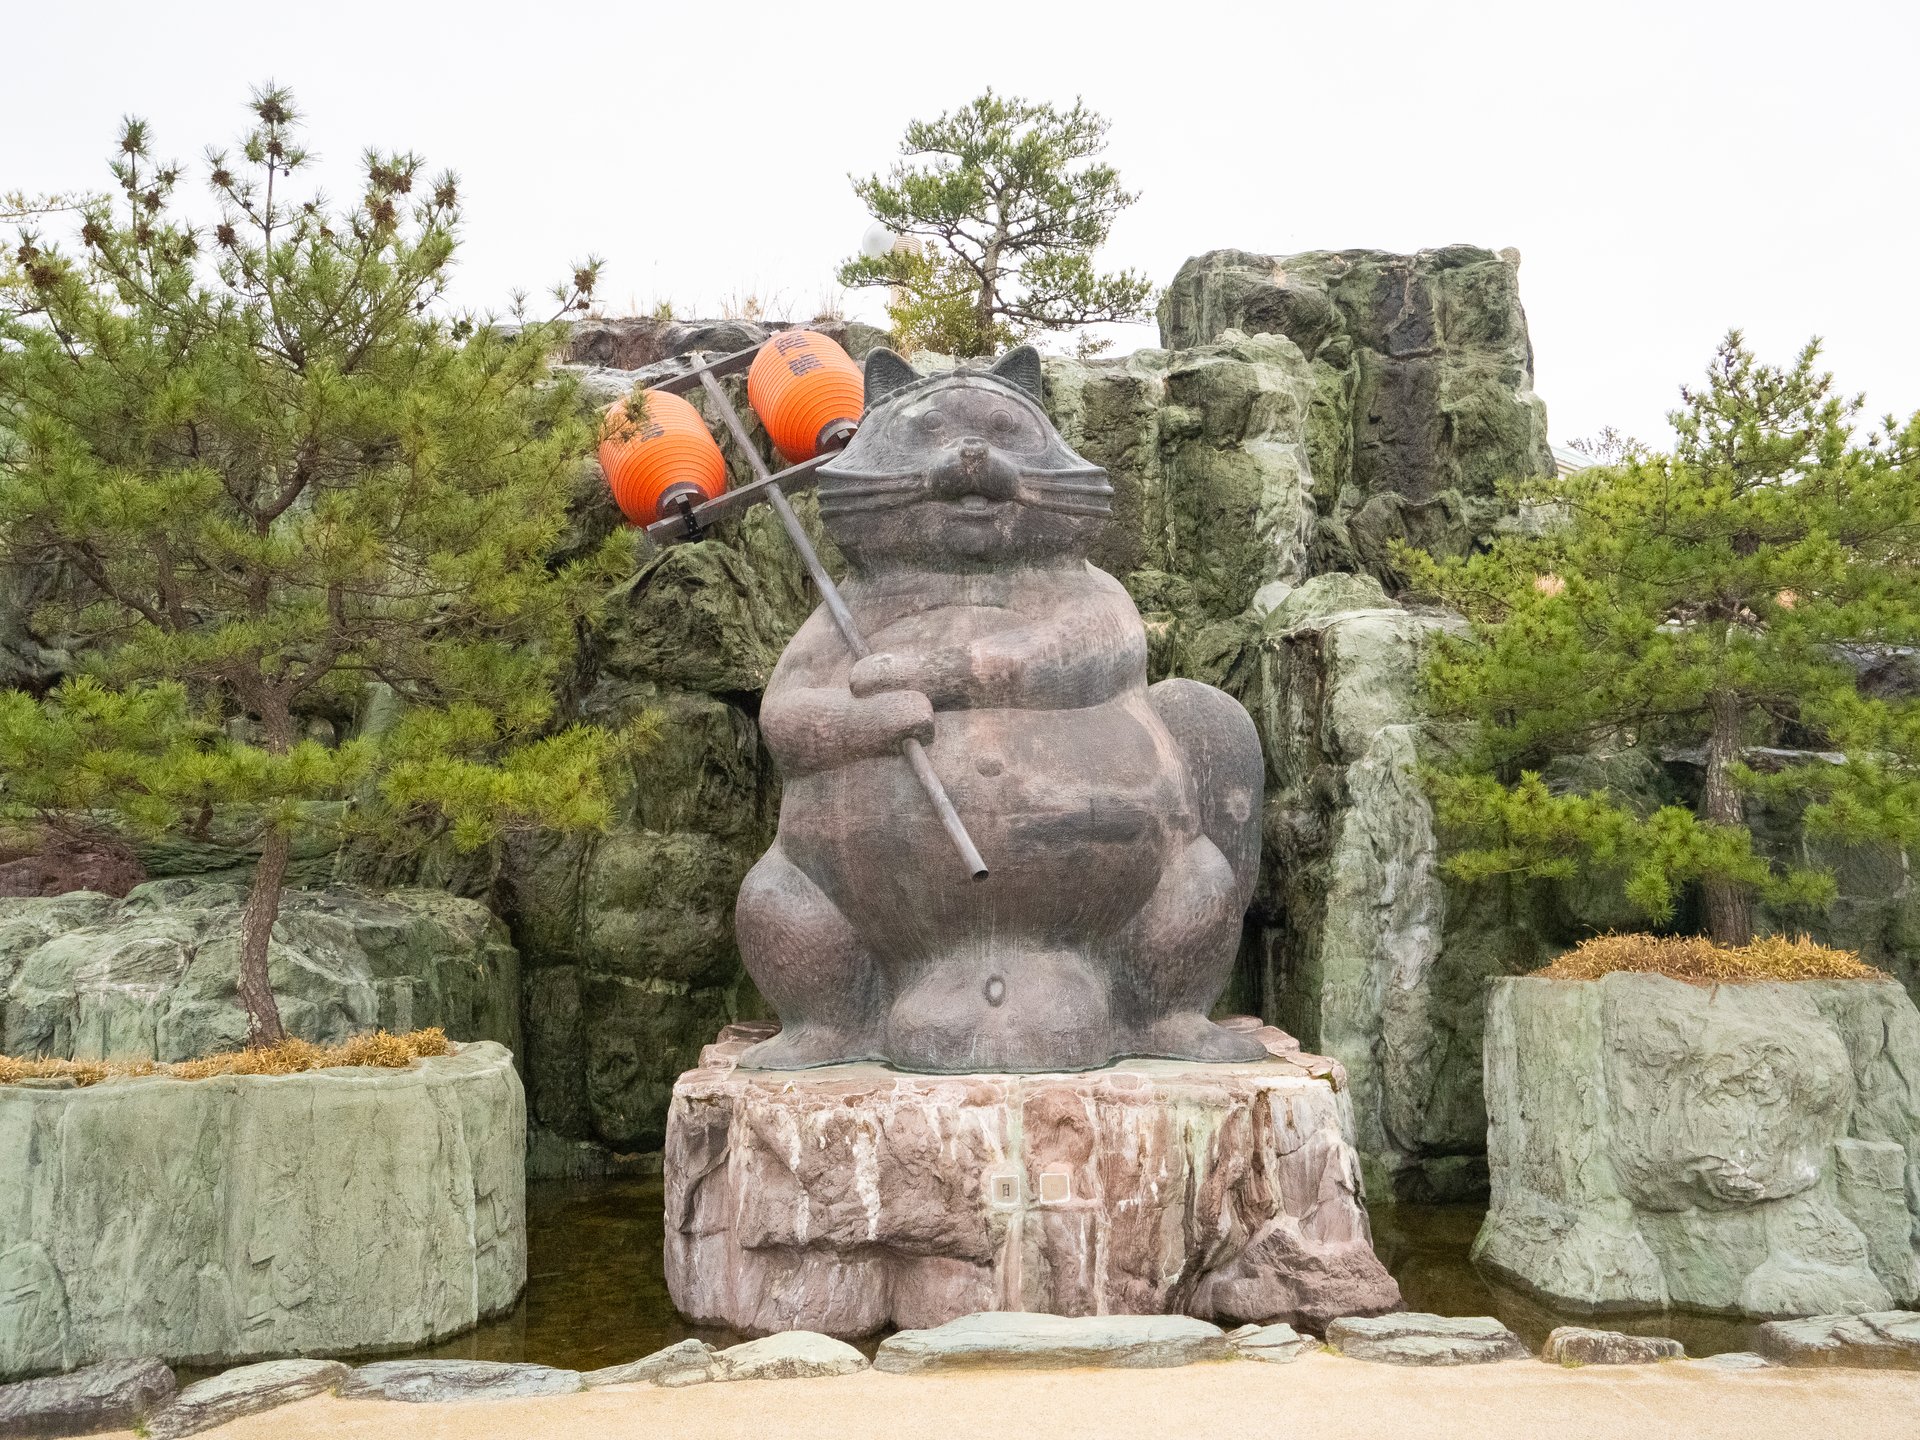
[112,1350,1920,1440]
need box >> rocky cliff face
[1243,575,1552,1200]
[1160,247,1554,586]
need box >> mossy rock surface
[1159,246,1553,588]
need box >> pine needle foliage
[0,89,636,1045]
[837,90,1154,357]
[1407,333,1920,943]
[0,1027,453,1087]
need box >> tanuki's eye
[916,410,945,434]
[989,409,1014,434]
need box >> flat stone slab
[583,1340,718,1389]
[1755,1311,1920,1368]
[1228,1322,1314,1364]
[0,1358,175,1439]
[1694,1352,1773,1372]
[146,1361,347,1440]
[1541,1327,1684,1366]
[666,1029,1400,1337]
[875,1312,1229,1373]
[715,1333,868,1381]
[1326,1314,1529,1366]
[340,1360,582,1403]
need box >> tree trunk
[1700,688,1754,945]
[237,826,290,1047]
[977,223,1004,357]
[237,693,294,1049]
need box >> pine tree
[837,90,1154,357]
[0,89,632,1045]
[1410,334,1920,943]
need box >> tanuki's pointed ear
[863,348,921,409]
[990,344,1045,404]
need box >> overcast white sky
[7,0,1917,446]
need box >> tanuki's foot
[1131,1012,1270,1064]
[738,1025,874,1072]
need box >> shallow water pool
[399,1180,1760,1369]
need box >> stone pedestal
[663,1022,1402,1338]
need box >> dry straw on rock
[1535,933,1884,983]
[0,1027,452,1087]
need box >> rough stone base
[664,1023,1402,1338]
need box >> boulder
[583,1339,718,1389]
[665,1028,1400,1338]
[0,1043,524,1380]
[0,881,519,1064]
[1475,975,1920,1318]
[875,1313,1228,1374]
[340,1360,582,1402]
[1730,773,1920,1005]
[1540,1327,1684,1366]
[1325,1313,1528,1366]
[563,317,771,370]
[145,1360,347,1439]
[597,543,793,696]
[1754,1311,1920,1368]
[0,1358,174,1438]
[1227,1322,1314,1364]
[558,317,890,373]
[715,1333,868,1381]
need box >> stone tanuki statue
[737,345,1266,1073]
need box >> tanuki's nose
[931,437,1018,501]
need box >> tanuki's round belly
[781,693,1195,962]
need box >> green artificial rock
[600,543,794,696]
[1476,974,1920,1317]
[1258,591,1549,1198]
[1040,333,1321,677]
[0,1043,524,1380]
[1042,348,1169,583]
[1158,246,1553,586]
[1159,335,1320,620]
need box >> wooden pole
[692,365,989,880]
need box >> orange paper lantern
[598,389,727,526]
[747,330,865,463]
